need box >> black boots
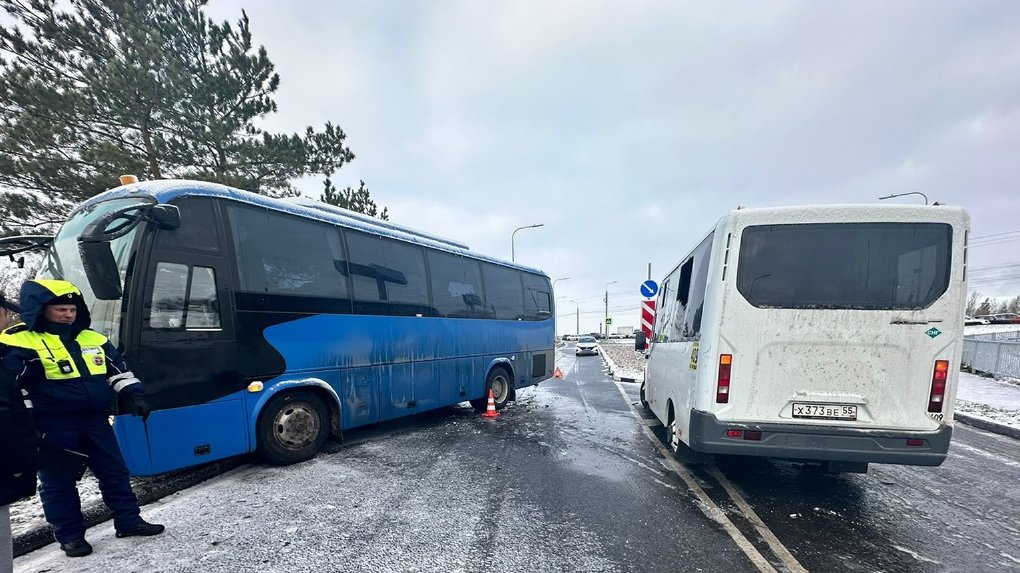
[115,520,166,538]
[60,538,93,557]
[60,521,163,558]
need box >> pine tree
[0,0,355,235]
[966,291,981,316]
[319,178,389,221]
[976,298,993,316]
[1008,296,1020,315]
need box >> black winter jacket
[0,366,37,506]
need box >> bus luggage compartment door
[130,398,248,476]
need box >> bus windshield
[36,197,152,345]
[736,222,952,310]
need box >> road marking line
[707,467,809,573]
[611,381,783,573]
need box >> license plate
[792,403,857,421]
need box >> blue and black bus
[0,178,555,475]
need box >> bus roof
[724,203,970,227]
[78,179,549,277]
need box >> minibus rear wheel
[257,390,329,465]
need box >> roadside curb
[954,412,1020,440]
[599,344,642,383]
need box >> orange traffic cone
[481,389,499,418]
[553,367,564,379]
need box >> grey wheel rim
[273,402,320,450]
[491,374,509,403]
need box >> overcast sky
[206,0,1020,333]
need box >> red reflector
[725,429,743,438]
[906,439,925,447]
[743,431,762,441]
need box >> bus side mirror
[635,331,647,351]
[149,205,181,229]
[78,241,123,300]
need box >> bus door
[127,249,247,475]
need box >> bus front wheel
[471,368,513,412]
[257,390,329,465]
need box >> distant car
[964,315,989,326]
[990,313,1020,324]
[575,336,599,356]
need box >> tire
[256,390,329,465]
[666,417,681,454]
[471,367,514,412]
[639,383,649,409]
[666,413,711,465]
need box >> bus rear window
[736,223,952,310]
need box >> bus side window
[150,262,188,329]
[186,267,221,329]
[677,258,693,306]
[149,263,221,330]
[522,273,552,321]
[427,250,484,318]
[481,263,525,320]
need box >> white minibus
[639,204,969,473]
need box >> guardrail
[962,330,1020,378]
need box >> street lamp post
[552,277,571,289]
[511,223,544,262]
[604,280,617,337]
[570,300,580,336]
[555,295,567,337]
[878,192,929,205]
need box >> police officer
[0,279,164,558]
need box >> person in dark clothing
[1,365,38,572]
[0,279,164,558]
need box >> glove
[129,395,151,421]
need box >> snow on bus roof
[79,179,549,277]
[726,203,969,225]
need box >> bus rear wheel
[257,390,329,465]
[471,368,513,412]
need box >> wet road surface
[15,346,758,573]
[15,344,1020,572]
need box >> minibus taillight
[717,354,732,404]
[927,360,949,413]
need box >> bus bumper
[688,409,953,467]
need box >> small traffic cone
[481,389,500,418]
[553,367,564,379]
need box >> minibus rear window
[736,223,952,310]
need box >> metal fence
[962,331,1020,378]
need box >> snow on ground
[964,324,1020,337]
[956,372,1020,430]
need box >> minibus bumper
[688,409,953,466]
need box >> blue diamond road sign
[640,280,659,298]
[926,327,942,338]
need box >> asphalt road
[14,344,1020,572]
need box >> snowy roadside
[597,341,645,383]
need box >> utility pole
[604,280,617,336]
